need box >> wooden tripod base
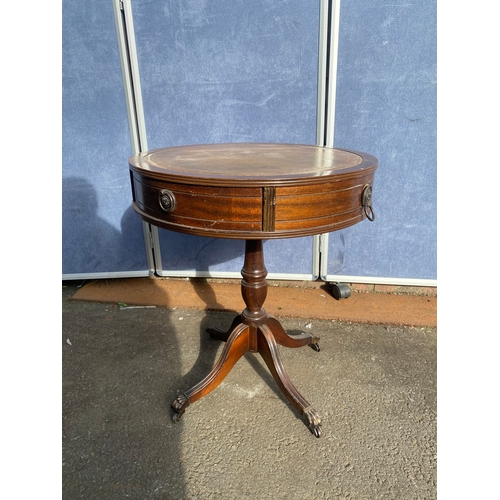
[171,240,323,437]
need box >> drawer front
[131,173,263,234]
[130,170,375,239]
[274,171,376,234]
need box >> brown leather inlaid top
[129,143,375,187]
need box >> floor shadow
[171,277,238,396]
[156,234,245,397]
[174,252,304,413]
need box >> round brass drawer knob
[158,189,176,213]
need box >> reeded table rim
[129,143,377,187]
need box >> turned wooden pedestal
[129,143,377,437]
[172,239,323,435]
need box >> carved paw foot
[302,406,322,438]
[309,336,321,352]
[171,392,189,423]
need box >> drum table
[129,143,377,437]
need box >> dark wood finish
[129,143,377,240]
[129,143,378,437]
[261,187,277,232]
[171,240,323,436]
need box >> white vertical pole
[325,0,341,149]
[112,0,162,274]
[112,0,140,153]
[314,0,341,279]
[121,0,149,153]
[316,0,329,147]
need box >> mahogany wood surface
[129,143,378,437]
[129,143,377,239]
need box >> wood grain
[129,143,377,239]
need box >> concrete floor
[62,282,436,499]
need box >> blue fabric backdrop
[326,0,437,280]
[62,0,436,281]
[131,0,320,276]
[62,0,148,275]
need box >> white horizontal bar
[157,270,316,281]
[62,270,151,281]
[63,270,436,287]
[323,274,437,287]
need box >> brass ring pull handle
[158,189,176,213]
[362,184,375,222]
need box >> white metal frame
[112,0,162,276]
[325,275,437,287]
[112,0,317,281]
[63,0,157,281]
[63,0,436,287]
[155,270,316,281]
[315,1,437,287]
[316,0,341,150]
[313,0,341,280]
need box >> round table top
[129,143,377,187]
